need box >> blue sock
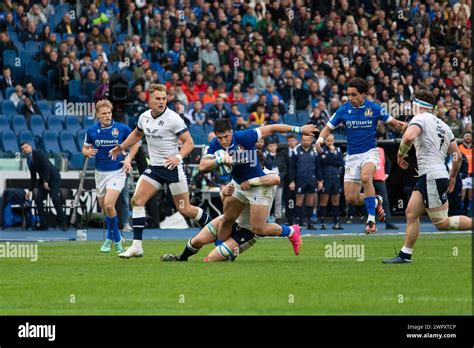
[364,197,376,219]
[105,215,116,241]
[280,224,291,237]
[112,216,121,242]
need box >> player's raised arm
[240,172,281,191]
[258,124,318,138]
[109,128,144,160]
[121,141,140,173]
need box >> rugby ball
[214,149,233,176]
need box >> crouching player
[161,153,291,262]
[383,91,472,263]
[83,99,140,253]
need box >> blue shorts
[414,174,449,209]
[231,224,255,246]
[321,175,342,195]
[296,181,316,194]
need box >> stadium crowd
[0,0,472,228]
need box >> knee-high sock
[106,215,121,242]
[132,206,146,240]
[364,196,376,223]
[194,207,211,228]
[179,238,201,261]
[319,205,327,223]
[295,205,304,224]
[305,205,314,224]
[332,205,340,223]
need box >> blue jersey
[84,121,132,172]
[327,99,393,155]
[206,129,265,184]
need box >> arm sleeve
[172,115,188,136]
[202,139,218,158]
[288,154,297,182]
[237,129,259,149]
[137,114,144,131]
[38,151,51,182]
[84,129,93,146]
[379,104,394,123]
[315,154,322,181]
[327,108,343,129]
[29,163,36,190]
[408,114,424,130]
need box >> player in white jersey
[108,84,212,258]
[383,90,472,264]
[160,152,292,262]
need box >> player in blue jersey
[315,78,407,234]
[199,118,318,255]
[83,99,140,253]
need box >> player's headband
[413,98,433,109]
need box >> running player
[315,77,407,234]
[383,90,473,264]
[83,99,140,253]
[108,84,211,258]
[199,119,318,254]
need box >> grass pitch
[0,233,471,315]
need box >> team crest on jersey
[111,128,119,137]
[158,120,164,126]
[364,108,373,117]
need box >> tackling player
[83,99,139,253]
[199,119,318,255]
[383,90,472,264]
[315,77,407,234]
[109,84,212,258]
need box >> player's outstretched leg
[119,205,145,258]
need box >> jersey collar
[100,120,115,129]
[350,98,367,109]
[151,107,167,119]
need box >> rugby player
[83,99,139,253]
[383,90,473,264]
[200,119,318,255]
[109,84,211,258]
[315,77,407,234]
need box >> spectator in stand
[187,100,207,126]
[249,103,267,126]
[21,96,42,122]
[264,140,287,223]
[266,95,286,116]
[207,97,228,125]
[445,108,464,139]
[9,85,24,108]
[202,85,218,104]
[307,107,327,131]
[25,82,43,103]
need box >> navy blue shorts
[141,165,188,195]
[296,181,316,194]
[321,175,342,195]
[414,174,449,209]
[231,223,255,246]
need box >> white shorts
[231,180,274,206]
[95,168,126,198]
[344,148,380,183]
[462,177,472,190]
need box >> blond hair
[149,83,167,95]
[95,99,113,114]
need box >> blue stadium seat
[297,112,309,124]
[4,86,16,99]
[59,130,79,154]
[76,129,87,150]
[68,80,89,102]
[82,116,95,129]
[47,115,64,132]
[69,153,85,170]
[2,100,18,119]
[26,59,39,77]
[236,103,247,115]
[37,101,52,119]
[65,116,82,134]
[1,130,20,154]
[2,49,17,68]
[189,124,206,145]
[42,130,62,154]
[282,114,297,125]
[29,114,46,138]
[12,115,28,135]
[0,115,10,131]
[203,103,214,113]
[18,130,36,149]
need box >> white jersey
[236,169,277,230]
[137,107,188,166]
[409,112,454,177]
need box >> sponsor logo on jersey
[345,120,373,128]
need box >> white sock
[367,214,376,223]
[195,207,203,220]
[288,226,294,237]
[133,239,142,248]
[401,246,413,255]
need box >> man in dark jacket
[289,134,323,229]
[21,142,67,230]
[264,140,287,223]
[282,135,299,224]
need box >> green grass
[0,234,471,315]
